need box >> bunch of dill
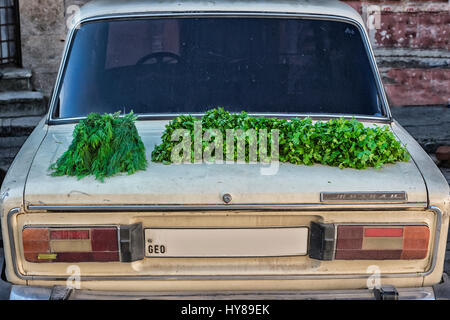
[49,112,147,181]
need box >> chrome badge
[321,192,407,202]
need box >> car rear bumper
[2,248,450,300]
[3,283,447,300]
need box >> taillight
[335,225,430,260]
[23,227,119,263]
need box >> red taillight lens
[50,230,90,240]
[401,226,430,259]
[23,227,119,263]
[364,227,403,238]
[335,225,430,260]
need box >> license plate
[144,227,308,257]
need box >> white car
[1,0,449,300]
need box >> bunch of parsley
[49,112,147,181]
[152,108,410,169]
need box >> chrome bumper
[6,285,438,300]
[2,243,449,300]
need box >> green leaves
[151,108,410,169]
[47,108,412,179]
[49,112,148,182]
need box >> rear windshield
[54,17,384,119]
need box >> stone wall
[18,0,88,95]
[19,0,66,95]
[18,0,450,107]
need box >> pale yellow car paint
[1,0,449,293]
[77,0,366,28]
[24,121,428,206]
[390,121,450,286]
[12,209,435,274]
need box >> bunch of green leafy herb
[50,112,147,181]
[151,108,410,169]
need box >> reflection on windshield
[56,18,384,119]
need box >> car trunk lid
[23,120,427,207]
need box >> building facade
[7,0,448,106]
[17,0,86,94]
[0,0,449,178]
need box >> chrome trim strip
[70,286,435,300]
[7,205,442,281]
[6,208,21,280]
[321,191,408,203]
[332,222,338,261]
[10,285,435,300]
[48,114,391,125]
[26,203,428,212]
[427,205,442,277]
[46,11,391,124]
[9,285,53,300]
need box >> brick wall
[342,0,449,107]
[18,0,450,107]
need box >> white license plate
[144,227,308,257]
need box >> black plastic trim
[309,222,336,261]
[119,223,144,262]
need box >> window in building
[0,0,21,66]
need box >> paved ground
[0,249,11,300]
[391,106,450,153]
[440,167,450,275]
[440,168,450,185]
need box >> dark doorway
[0,0,21,66]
